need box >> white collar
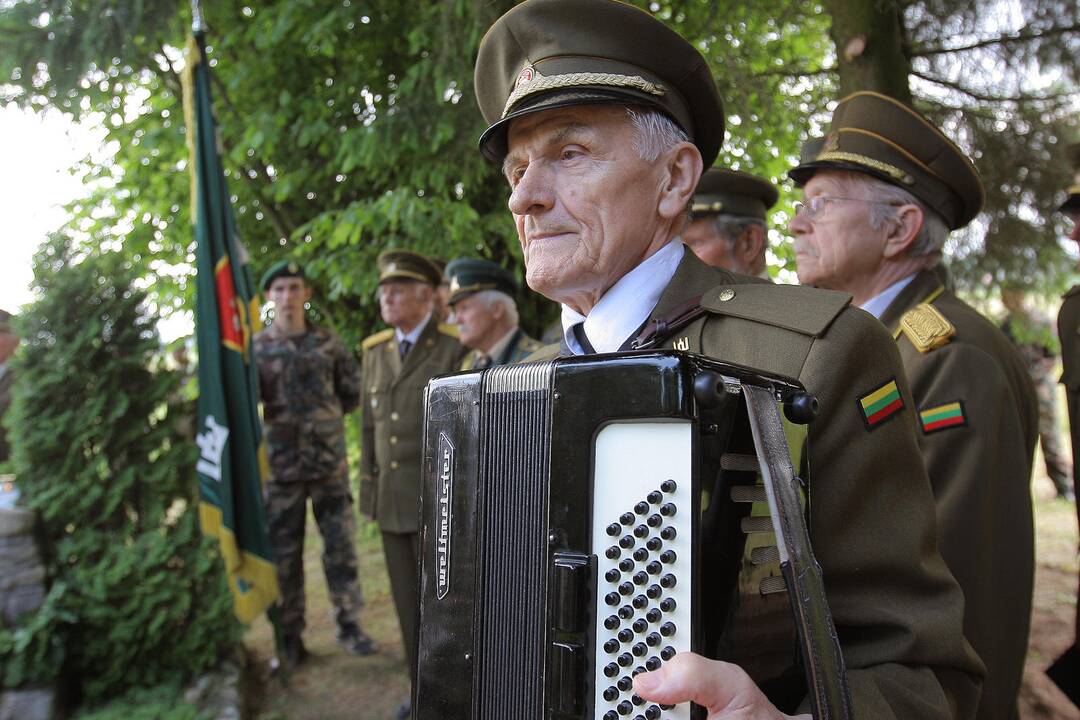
[859,274,917,319]
[562,241,685,354]
[395,312,432,346]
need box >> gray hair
[474,289,518,326]
[709,214,767,247]
[842,171,949,259]
[625,107,689,162]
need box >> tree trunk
[823,0,912,104]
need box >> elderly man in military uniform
[786,92,1037,720]
[359,250,464,719]
[0,310,18,464]
[1049,142,1080,704]
[253,261,374,671]
[445,257,543,369]
[682,167,777,277]
[472,1,982,717]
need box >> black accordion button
[604,712,618,720]
[659,574,677,589]
[634,501,649,515]
[632,618,648,633]
[659,597,677,612]
[604,686,619,702]
[632,571,648,586]
[619,582,634,596]
[618,675,633,692]
[646,513,662,528]
[646,584,662,599]
[604,615,620,630]
[606,523,621,537]
[618,628,633,643]
[619,535,636,549]
[660,704,674,710]
[631,693,646,706]
[617,652,633,667]
[645,705,662,719]
[645,537,662,551]
[646,609,662,624]
[620,512,634,526]
[632,665,646,676]
[604,662,619,678]
[633,548,649,562]
[604,639,620,654]
[632,642,647,657]
[645,656,661,671]
[606,546,621,559]
[646,561,662,575]
[605,592,620,607]
[633,524,649,538]
[660,526,677,540]
[646,631,661,646]
[618,605,634,620]
[659,550,677,564]
[617,700,633,715]
[619,558,635,572]
[659,502,677,517]
[632,595,648,610]
[661,479,677,493]
[660,622,676,637]
[605,569,621,583]
[661,646,676,661]
[634,715,646,720]
[647,490,663,504]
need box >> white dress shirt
[395,312,432,347]
[562,241,685,355]
[859,274,916,320]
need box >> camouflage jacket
[254,323,361,483]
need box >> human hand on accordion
[632,652,811,720]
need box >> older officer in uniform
[1049,143,1080,703]
[682,167,777,277]
[359,250,464,719]
[254,261,375,671]
[445,257,543,369]
[787,92,1037,720]
[473,1,982,717]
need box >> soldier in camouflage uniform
[1001,286,1074,500]
[254,261,374,671]
[445,257,543,369]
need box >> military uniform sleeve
[797,308,984,719]
[358,346,377,517]
[333,334,361,414]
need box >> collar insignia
[899,303,955,353]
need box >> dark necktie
[571,323,597,355]
[399,339,412,360]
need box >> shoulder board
[1064,284,1080,299]
[700,284,852,337]
[437,323,460,338]
[360,328,394,351]
[898,303,955,353]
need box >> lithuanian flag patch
[919,401,967,434]
[858,378,904,431]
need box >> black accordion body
[414,351,848,720]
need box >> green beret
[692,168,778,220]
[377,250,442,287]
[1060,142,1080,214]
[445,257,519,305]
[789,91,984,230]
[260,261,305,291]
[474,0,724,166]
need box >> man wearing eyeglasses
[789,92,1037,720]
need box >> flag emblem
[858,378,904,430]
[919,401,967,434]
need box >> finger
[632,652,751,710]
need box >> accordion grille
[473,362,554,718]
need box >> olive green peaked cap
[474,0,724,165]
[260,260,305,291]
[377,249,442,287]
[1060,142,1080,214]
[445,257,519,305]
[790,91,984,230]
[692,168,778,220]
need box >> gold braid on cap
[815,150,915,186]
[503,72,665,118]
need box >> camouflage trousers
[1034,372,1074,496]
[266,472,363,637]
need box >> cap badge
[819,132,840,157]
[515,65,535,90]
[387,262,397,273]
[287,262,299,273]
[449,277,461,293]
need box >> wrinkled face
[266,276,311,320]
[503,105,667,303]
[788,171,887,291]
[682,216,738,270]
[452,293,499,350]
[378,279,432,330]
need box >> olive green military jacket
[1057,284,1080,637]
[534,250,983,719]
[359,318,465,534]
[459,328,544,370]
[879,269,1036,720]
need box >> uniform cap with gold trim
[1059,142,1080,214]
[474,0,724,166]
[445,257,519,305]
[692,168,778,220]
[260,260,305,291]
[790,91,984,230]
[377,250,442,287]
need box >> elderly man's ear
[658,143,703,221]
[882,204,925,259]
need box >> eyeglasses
[793,196,902,219]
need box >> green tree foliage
[2,234,239,705]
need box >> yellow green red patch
[919,401,967,434]
[858,378,904,431]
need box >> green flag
[183,29,279,623]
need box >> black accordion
[414,351,850,720]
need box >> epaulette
[438,323,460,338]
[699,284,851,337]
[898,303,955,353]
[360,328,394,351]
